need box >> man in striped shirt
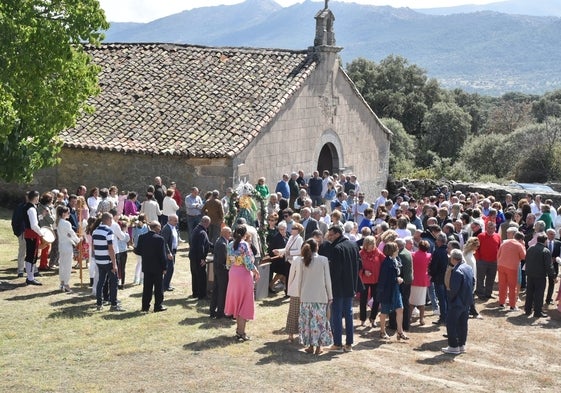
[93,212,124,311]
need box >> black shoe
[118,285,124,290]
[154,306,167,312]
[488,294,496,299]
[546,300,554,305]
[165,287,175,292]
[26,279,42,286]
[525,310,532,316]
[141,308,149,312]
[534,312,548,318]
[17,272,24,278]
[432,319,443,325]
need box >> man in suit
[301,207,318,241]
[525,234,557,318]
[545,229,561,305]
[161,214,179,291]
[135,221,168,312]
[210,226,232,319]
[189,215,212,299]
[327,225,362,353]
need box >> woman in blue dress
[377,241,409,341]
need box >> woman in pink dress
[225,225,261,342]
[410,240,432,325]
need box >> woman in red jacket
[410,240,432,325]
[358,236,384,327]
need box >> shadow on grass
[416,353,460,364]
[47,303,95,319]
[179,315,215,328]
[102,310,146,320]
[183,334,240,351]
[414,339,459,364]
[5,289,61,300]
[413,338,448,353]
[50,294,93,307]
[0,281,28,292]
[255,341,339,365]
[259,296,290,307]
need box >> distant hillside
[103,0,561,95]
[419,0,561,17]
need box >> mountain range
[102,0,561,95]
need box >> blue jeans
[187,215,202,242]
[434,283,448,321]
[96,263,118,306]
[331,297,354,346]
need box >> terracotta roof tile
[61,43,317,157]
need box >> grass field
[1,206,561,392]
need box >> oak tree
[0,0,108,182]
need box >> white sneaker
[441,346,460,355]
[433,308,440,316]
[459,345,466,353]
[412,307,420,317]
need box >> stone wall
[0,148,233,206]
[387,178,561,206]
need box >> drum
[39,227,55,249]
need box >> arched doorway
[317,143,340,174]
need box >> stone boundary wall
[388,179,561,206]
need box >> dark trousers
[446,305,469,348]
[116,251,127,286]
[25,238,38,264]
[389,283,411,331]
[190,257,207,298]
[546,263,559,303]
[210,268,229,317]
[434,283,448,322]
[96,263,118,306]
[476,260,497,298]
[520,260,527,289]
[359,283,378,322]
[525,275,546,315]
[142,271,164,310]
[163,253,175,290]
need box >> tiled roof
[61,43,317,158]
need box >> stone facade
[236,48,390,198]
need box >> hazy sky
[98,0,502,23]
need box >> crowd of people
[10,171,561,355]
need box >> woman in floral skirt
[297,238,333,355]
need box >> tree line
[346,56,561,183]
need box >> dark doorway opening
[317,143,339,175]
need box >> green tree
[380,117,416,176]
[422,102,471,159]
[0,0,108,182]
[346,55,445,135]
[532,90,561,122]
